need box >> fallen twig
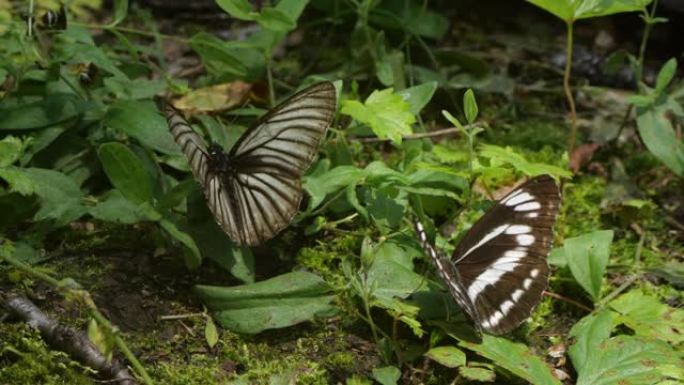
[3,294,138,385]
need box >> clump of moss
[0,323,92,385]
[297,232,361,284]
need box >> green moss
[561,176,606,238]
[0,324,92,385]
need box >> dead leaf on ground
[172,81,252,115]
[569,142,601,173]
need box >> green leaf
[159,217,202,269]
[204,316,219,348]
[104,100,181,156]
[189,33,253,79]
[109,0,128,27]
[655,58,677,94]
[463,89,478,124]
[89,190,155,224]
[527,0,651,22]
[397,81,438,115]
[366,241,426,302]
[635,100,684,176]
[215,0,254,20]
[0,136,25,167]
[366,189,405,232]
[18,168,86,224]
[648,261,684,288]
[303,165,367,210]
[568,310,615,373]
[575,336,682,385]
[371,366,401,385]
[425,346,467,368]
[459,365,496,382]
[341,88,415,144]
[459,335,562,385]
[609,291,684,344]
[477,144,572,178]
[195,271,335,334]
[257,7,296,31]
[98,143,154,204]
[564,230,614,301]
[0,166,35,195]
[0,94,84,130]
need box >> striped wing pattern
[165,82,336,246]
[415,175,561,334]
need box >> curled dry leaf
[171,81,252,115]
[569,142,601,173]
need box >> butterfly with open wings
[414,175,562,334]
[165,82,336,246]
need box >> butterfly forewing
[165,82,336,246]
[415,175,561,334]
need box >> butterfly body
[166,82,336,246]
[415,175,561,334]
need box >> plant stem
[266,53,275,107]
[563,21,578,154]
[73,22,188,43]
[636,0,659,83]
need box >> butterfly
[165,82,336,246]
[414,175,561,334]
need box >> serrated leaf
[564,230,614,301]
[195,271,335,334]
[341,88,415,144]
[477,144,572,178]
[89,189,155,224]
[0,136,25,167]
[459,335,562,385]
[18,168,86,224]
[425,346,466,368]
[609,291,684,344]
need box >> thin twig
[350,125,474,143]
[543,290,592,312]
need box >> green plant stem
[73,22,188,43]
[564,21,578,154]
[0,252,155,385]
[266,54,275,107]
[636,0,659,83]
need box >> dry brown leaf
[172,81,252,115]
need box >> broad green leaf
[303,166,367,210]
[568,310,615,372]
[0,136,25,167]
[341,88,415,144]
[195,271,335,334]
[204,317,219,348]
[655,58,677,94]
[575,336,682,385]
[648,261,684,288]
[425,346,466,368]
[366,189,405,232]
[527,0,651,22]
[463,89,478,124]
[477,144,572,178]
[459,365,496,382]
[609,291,684,344]
[459,335,562,385]
[257,7,295,31]
[635,100,684,176]
[373,0,449,39]
[159,217,202,269]
[89,190,156,224]
[189,33,251,79]
[371,366,401,385]
[0,166,35,195]
[109,0,128,27]
[564,230,614,301]
[18,168,86,224]
[215,0,253,20]
[104,100,180,156]
[366,241,426,302]
[375,49,405,88]
[0,94,84,130]
[98,143,154,204]
[397,81,438,115]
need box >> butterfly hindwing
[415,175,561,334]
[165,82,336,246]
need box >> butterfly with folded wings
[414,175,562,334]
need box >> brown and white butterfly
[165,82,336,246]
[414,175,562,334]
